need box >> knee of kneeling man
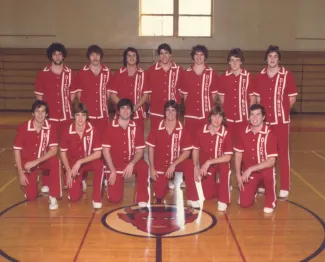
[26,194,38,201]
[239,201,253,208]
[109,195,123,203]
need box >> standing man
[254,45,297,198]
[60,103,104,209]
[34,42,77,127]
[218,48,255,138]
[13,100,61,210]
[146,100,193,202]
[234,104,278,213]
[188,105,233,211]
[109,47,150,131]
[180,45,218,140]
[102,98,149,207]
[147,43,183,130]
[73,45,111,131]
[34,42,76,192]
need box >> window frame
[139,0,213,37]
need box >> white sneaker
[168,181,175,189]
[104,179,108,187]
[257,188,265,194]
[82,180,87,192]
[263,207,274,214]
[138,202,147,208]
[180,181,186,188]
[279,190,289,198]
[187,200,200,208]
[41,186,49,193]
[92,201,102,209]
[217,201,228,212]
[49,196,58,210]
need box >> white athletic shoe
[279,190,289,198]
[41,186,49,193]
[138,202,147,208]
[104,179,108,187]
[187,200,200,208]
[257,188,265,194]
[92,201,102,209]
[263,207,274,214]
[180,181,186,188]
[82,180,87,192]
[168,181,175,189]
[49,196,58,210]
[217,201,228,212]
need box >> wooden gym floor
[0,112,325,262]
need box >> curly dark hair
[46,42,67,60]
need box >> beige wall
[1,0,325,50]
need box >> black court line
[73,211,95,262]
[156,237,162,262]
[1,200,325,261]
[287,200,325,262]
[224,213,247,262]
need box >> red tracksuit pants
[184,118,207,141]
[67,159,104,202]
[105,159,149,203]
[270,123,290,191]
[185,162,231,204]
[153,159,193,200]
[239,169,276,209]
[22,156,62,200]
[149,114,163,131]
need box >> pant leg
[201,166,218,200]
[216,162,231,204]
[134,159,149,203]
[149,114,163,131]
[107,172,124,203]
[40,156,62,198]
[180,160,199,201]
[239,172,261,208]
[22,169,38,201]
[42,171,50,187]
[262,168,277,209]
[271,123,290,191]
[184,118,207,141]
[133,116,145,132]
[88,159,104,203]
[154,170,169,200]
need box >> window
[139,0,212,37]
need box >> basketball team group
[13,42,297,214]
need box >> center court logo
[101,204,217,238]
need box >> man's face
[119,105,132,120]
[267,52,279,68]
[51,51,64,65]
[194,51,205,65]
[126,51,137,66]
[89,52,101,67]
[165,107,177,121]
[249,109,265,127]
[159,49,171,64]
[210,113,223,128]
[33,105,47,124]
[229,56,241,71]
[74,112,87,128]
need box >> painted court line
[224,214,247,262]
[291,168,325,202]
[311,151,325,161]
[73,211,96,262]
[0,177,17,194]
